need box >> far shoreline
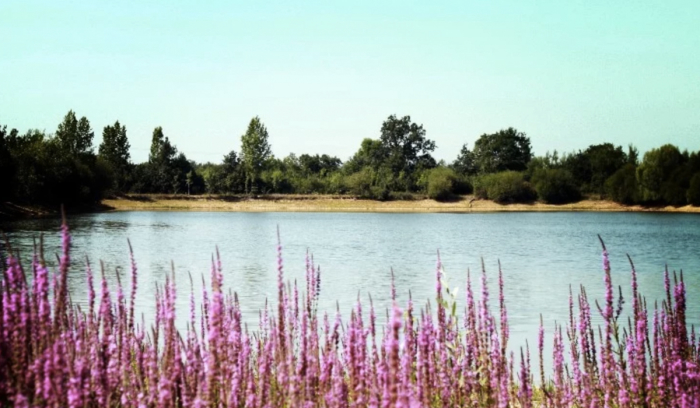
[3,195,699,221]
[99,194,700,214]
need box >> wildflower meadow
[1,220,698,407]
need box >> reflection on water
[2,211,700,369]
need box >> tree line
[1,110,699,208]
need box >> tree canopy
[98,121,131,192]
[2,110,700,210]
[55,110,94,156]
[465,128,532,174]
[240,116,272,193]
[379,115,436,176]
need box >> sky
[1,0,698,164]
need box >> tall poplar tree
[55,110,94,156]
[240,116,272,193]
[99,121,131,191]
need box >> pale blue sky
[1,0,698,164]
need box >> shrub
[452,174,473,195]
[345,167,374,198]
[425,167,458,201]
[326,172,347,194]
[473,171,536,203]
[369,185,391,201]
[531,168,581,204]
[688,172,700,206]
[605,164,640,205]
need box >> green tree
[637,144,685,203]
[452,143,477,175]
[221,150,245,193]
[55,110,94,156]
[98,121,131,192]
[688,173,700,206]
[605,164,639,205]
[585,143,627,195]
[424,167,459,201]
[240,116,272,194]
[471,128,532,173]
[0,124,17,201]
[379,115,436,178]
[149,126,176,164]
[627,144,639,166]
[186,171,193,195]
[147,126,178,193]
[345,167,376,198]
[344,138,386,174]
[560,143,628,195]
[531,168,581,204]
[299,154,342,176]
[474,171,536,203]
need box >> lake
[2,211,700,360]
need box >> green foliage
[2,127,111,206]
[627,144,639,166]
[344,138,386,174]
[424,167,459,201]
[240,116,272,194]
[474,171,536,203]
[524,151,560,181]
[586,144,628,195]
[55,110,94,156]
[98,121,131,193]
[341,166,390,200]
[605,164,640,205]
[298,154,341,177]
[637,144,686,203]
[345,167,375,198]
[471,128,532,173]
[380,115,436,176]
[561,143,628,195]
[343,116,436,193]
[531,168,581,204]
[688,173,700,206]
[560,151,591,191]
[452,143,477,175]
[0,125,17,202]
[145,127,180,193]
[171,153,203,194]
[4,112,700,209]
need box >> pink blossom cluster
[1,223,699,407]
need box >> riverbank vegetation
[2,112,699,210]
[1,222,698,406]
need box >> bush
[346,168,374,198]
[688,173,700,206]
[425,167,458,201]
[531,168,581,204]
[326,172,347,194]
[605,164,640,205]
[453,174,473,195]
[473,171,536,203]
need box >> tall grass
[1,221,698,407]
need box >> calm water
[2,211,700,358]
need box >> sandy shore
[100,195,700,214]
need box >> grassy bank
[101,194,700,213]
